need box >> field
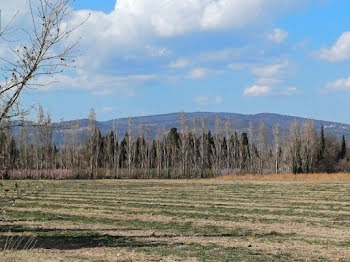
[1,178,350,261]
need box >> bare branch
[0,0,87,125]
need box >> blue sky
[16,0,350,123]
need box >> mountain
[13,112,350,145]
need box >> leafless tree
[180,111,188,178]
[156,127,165,178]
[88,108,96,176]
[199,118,207,178]
[224,120,233,174]
[248,121,254,173]
[288,120,302,174]
[257,120,267,174]
[214,116,222,175]
[127,117,133,177]
[112,120,119,178]
[301,120,317,173]
[0,0,88,124]
[19,116,29,177]
[273,123,280,174]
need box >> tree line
[0,109,349,179]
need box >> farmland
[1,178,350,261]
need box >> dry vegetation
[217,173,350,183]
[1,178,350,261]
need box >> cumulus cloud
[319,32,350,62]
[242,61,289,96]
[268,28,288,43]
[70,0,311,56]
[244,85,272,96]
[200,0,265,30]
[326,77,350,90]
[1,0,309,99]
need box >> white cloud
[188,67,223,80]
[326,77,350,90]
[146,45,171,57]
[252,62,288,77]
[244,85,272,96]
[319,32,350,62]
[1,0,309,102]
[37,72,155,96]
[169,59,190,69]
[200,0,264,30]
[244,62,289,95]
[281,87,299,95]
[268,28,288,43]
[70,0,311,57]
[0,0,28,24]
[188,68,208,79]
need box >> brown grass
[3,179,350,261]
[216,173,350,182]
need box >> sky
[3,0,350,123]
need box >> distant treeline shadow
[0,225,170,250]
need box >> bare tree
[190,117,198,176]
[88,108,96,176]
[214,117,222,175]
[257,120,267,174]
[0,0,88,124]
[273,123,280,174]
[156,126,165,178]
[127,117,133,177]
[224,120,233,174]
[288,120,302,174]
[179,111,188,178]
[112,120,120,179]
[19,116,29,177]
[301,120,317,173]
[248,121,254,173]
[199,118,207,178]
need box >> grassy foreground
[1,178,350,261]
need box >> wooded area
[0,110,348,179]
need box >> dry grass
[217,173,350,182]
[2,179,350,261]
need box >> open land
[1,175,350,261]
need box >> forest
[0,109,348,180]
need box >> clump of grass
[2,234,37,251]
[1,233,37,262]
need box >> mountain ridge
[38,112,350,145]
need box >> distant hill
[12,112,350,145]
